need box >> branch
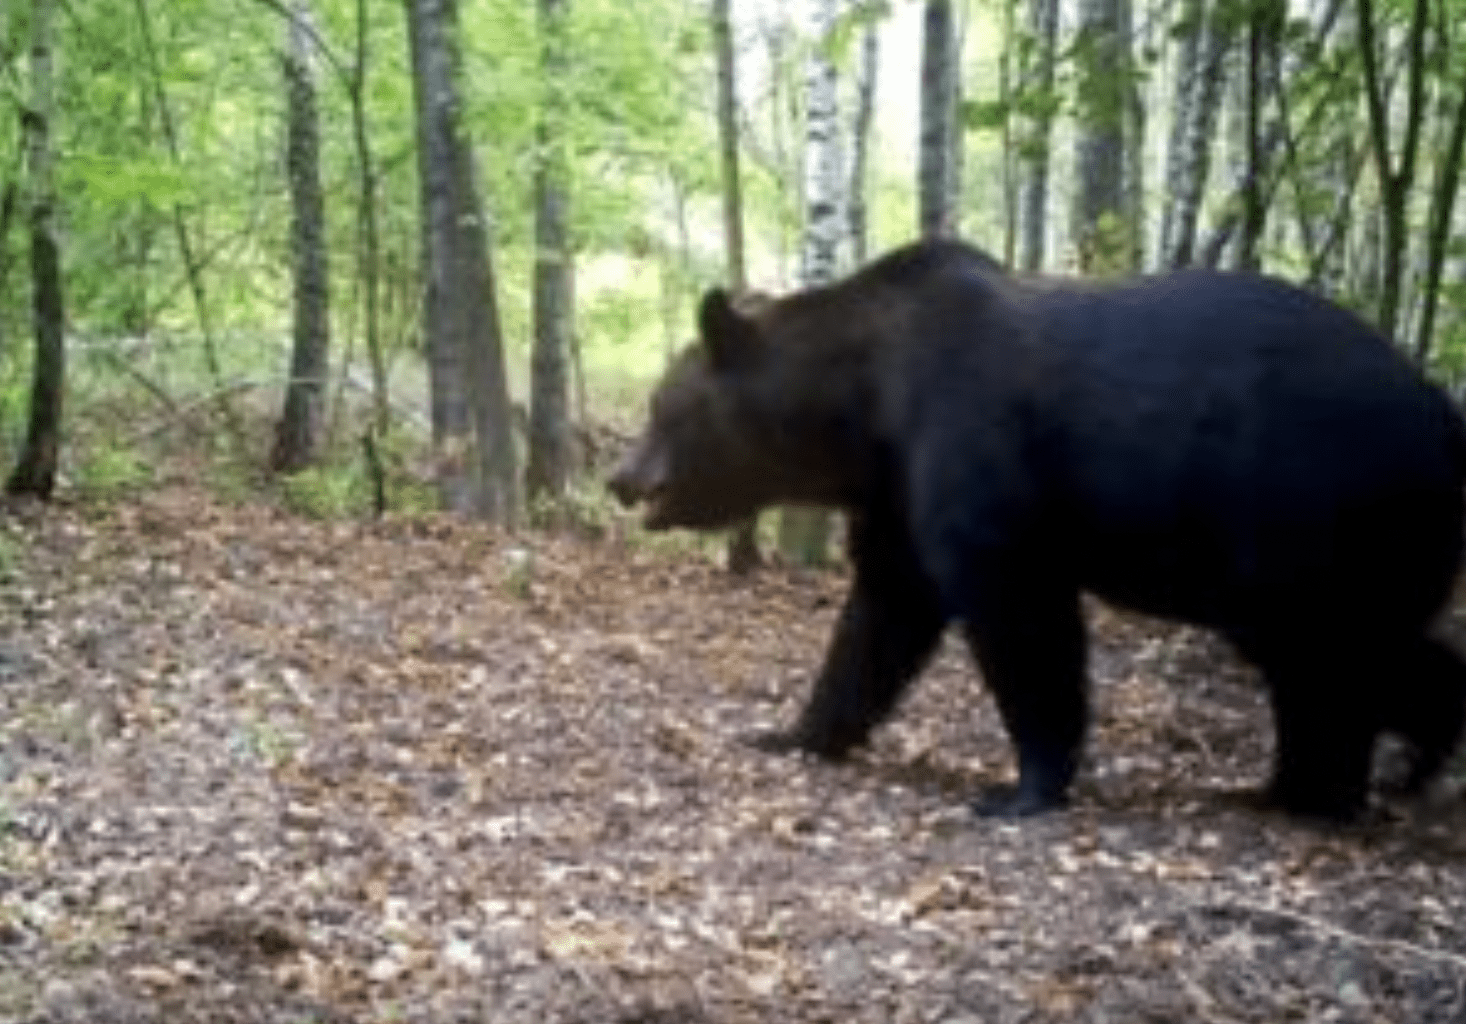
[237,0,352,87]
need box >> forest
[3,0,1466,1021]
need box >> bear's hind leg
[1262,650,1378,820]
[1386,636,1466,794]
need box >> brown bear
[609,239,1466,820]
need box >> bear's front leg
[750,513,948,758]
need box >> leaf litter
[3,487,1466,1022]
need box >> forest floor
[5,487,1466,1023]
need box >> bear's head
[608,288,790,530]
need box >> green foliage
[1077,212,1135,276]
[280,464,370,520]
[74,445,154,501]
[526,477,619,538]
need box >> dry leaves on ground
[3,488,1466,1023]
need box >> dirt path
[3,489,1466,1023]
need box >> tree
[918,0,959,238]
[8,0,64,499]
[1356,0,1428,340]
[778,0,844,564]
[271,0,331,473]
[848,6,879,264]
[1413,54,1466,363]
[1016,0,1060,272]
[1157,0,1232,269]
[526,0,574,503]
[713,0,763,575]
[1072,0,1131,271]
[405,0,518,522]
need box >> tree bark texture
[406,0,519,523]
[918,0,959,238]
[272,1,332,474]
[9,0,64,500]
[526,0,574,503]
[1158,0,1231,269]
[800,0,844,286]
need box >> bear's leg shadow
[750,513,947,758]
[963,580,1087,818]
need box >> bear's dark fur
[609,239,1466,820]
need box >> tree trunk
[1358,0,1428,339]
[1073,0,1129,272]
[1017,0,1059,272]
[8,0,64,500]
[1412,57,1466,364]
[1236,0,1283,272]
[1158,0,1231,269]
[272,0,331,474]
[779,0,843,565]
[351,0,390,437]
[405,0,518,523]
[847,14,878,265]
[713,0,762,575]
[526,0,574,503]
[918,0,959,238]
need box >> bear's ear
[698,288,762,372]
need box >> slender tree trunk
[714,0,747,288]
[1413,58,1466,364]
[9,0,63,499]
[1017,0,1059,272]
[272,0,331,473]
[1158,0,1231,269]
[405,0,519,523]
[1073,0,1129,271]
[918,0,959,238]
[1236,0,1283,271]
[135,0,246,450]
[526,0,574,503]
[1357,0,1427,338]
[779,0,843,565]
[712,0,762,575]
[1120,0,1145,269]
[351,0,389,437]
[847,13,878,265]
